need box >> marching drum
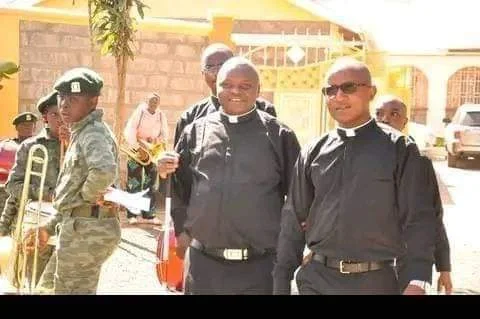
[24,201,57,246]
[0,139,18,184]
[156,226,184,293]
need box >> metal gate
[237,28,366,145]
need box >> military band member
[159,57,300,294]
[0,91,65,286]
[173,43,277,146]
[375,96,452,294]
[0,112,39,213]
[11,112,38,145]
[27,68,121,294]
[273,58,436,295]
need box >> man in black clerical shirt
[375,95,452,295]
[158,57,300,294]
[273,58,436,295]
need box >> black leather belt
[71,205,117,219]
[312,253,395,274]
[190,239,275,262]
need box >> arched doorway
[410,67,428,124]
[446,66,480,119]
[388,66,429,124]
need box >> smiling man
[173,43,277,146]
[273,58,436,295]
[158,57,300,294]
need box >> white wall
[386,54,480,137]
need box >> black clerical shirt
[173,109,299,251]
[273,120,436,287]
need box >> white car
[444,104,480,168]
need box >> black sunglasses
[322,82,371,97]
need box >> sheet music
[104,188,151,215]
[26,201,57,216]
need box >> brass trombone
[6,144,48,294]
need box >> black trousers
[296,260,401,295]
[185,247,274,295]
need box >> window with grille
[446,67,480,119]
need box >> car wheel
[447,153,458,168]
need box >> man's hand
[437,272,453,295]
[23,227,50,253]
[403,284,426,295]
[302,251,313,265]
[157,151,179,179]
[175,232,191,259]
[58,125,70,144]
[96,189,119,208]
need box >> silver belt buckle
[339,260,351,274]
[223,249,246,260]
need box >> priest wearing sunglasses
[273,58,436,295]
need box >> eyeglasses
[202,63,224,73]
[321,82,371,97]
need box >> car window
[460,111,480,126]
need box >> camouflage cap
[53,67,103,95]
[36,90,58,114]
[12,112,38,126]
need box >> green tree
[0,61,20,91]
[81,0,147,142]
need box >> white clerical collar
[337,118,373,137]
[220,106,257,123]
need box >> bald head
[201,43,234,68]
[375,95,408,131]
[216,57,260,115]
[217,57,260,85]
[326,57,372,86]
[201,43,235,95]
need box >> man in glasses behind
[273,58,436,295]
[375,96,453,295]
[173,43,277,146]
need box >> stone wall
[19,20,210,148]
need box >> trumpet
[5,144,49,294]
[120,139,166,166]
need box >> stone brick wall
[19,20,210,148]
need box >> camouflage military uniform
[0,187,7,218]
[38,109,121,295]
[0,129,60,286]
